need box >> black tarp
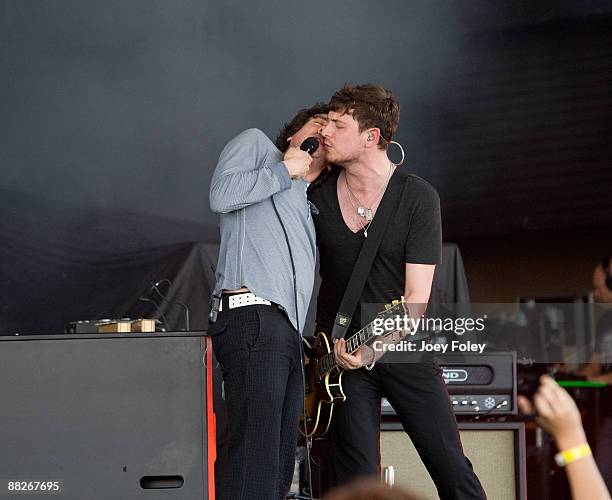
[0,189,470,335]
[0,189,218,334]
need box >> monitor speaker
[0,333,215,500]
[380,421,526,500]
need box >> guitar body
[302,331,346,437]
[300,298,408,437]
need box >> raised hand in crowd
[518,375,611,500]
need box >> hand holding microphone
[283,137,320,179]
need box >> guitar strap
[331,168,406,340]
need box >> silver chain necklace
[343,164,393,237]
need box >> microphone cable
[151,280,191,331]
[272,195,314,500]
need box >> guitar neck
[317,323,377,378]
[315,300,407,379]
[345,323,377,354]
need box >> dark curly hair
[274,102,330,152]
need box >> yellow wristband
[554,443,592,467]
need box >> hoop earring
[377,131,406,166]
[387,140,405,166]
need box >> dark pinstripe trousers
[210,304,303,500]
[328,360,486,500]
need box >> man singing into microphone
[208,103,328,500]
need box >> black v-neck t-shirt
[307,166,442,336]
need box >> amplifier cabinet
[380,421,526,500]
[0,333,214,500]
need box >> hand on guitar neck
[334,338,366,370]
[333,297,411,370]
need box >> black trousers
[210,304,303,500]
[328,359,486,500]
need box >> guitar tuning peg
[392,300,398,305]
[384,304,391,310]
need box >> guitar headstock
[383,296,405,308]
[380,296,407,316]
[368,297,411,338]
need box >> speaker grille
[380,426,522,500]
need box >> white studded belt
[219,292,272,311]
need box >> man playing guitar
[307,84,486,499]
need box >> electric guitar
[301,298,410,437]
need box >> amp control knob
[484,397,496,409]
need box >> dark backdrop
[3,1,611,238]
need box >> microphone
[300,137,319,155]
